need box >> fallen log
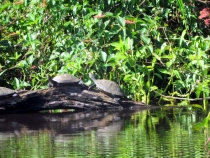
[0,86,156,113]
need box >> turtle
[88,73,126,100]
[48,74,88,89]
[0,87,17,99]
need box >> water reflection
[0,108,209,157]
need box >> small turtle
[0,87,17,99]
[89,73,125,100]
[48,74,87,89]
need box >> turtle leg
[88,84,96,90]
[78,83,89,90]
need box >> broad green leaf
[13,77,20,89]
[17,60,28,68]
[116,53,127,60]
[105,12,113,17]
[140,28,148,34]
[148,45,153,53]
[117,17,125,27]
[100,51,107,62]
[203,117,209,129]
[124,74,132,82]
[154,73,162,79]
[152,53,161,62]
[32,39,41,44]
[73,6,77,15]
[150,86,158,91]
[161,42,167,50]
[0,2,10,12]
[9,52,21,60]
[166,61,173,68]
[60,52,71,58]
[192,122,204,131]
[191,104,203,110]
[22,81,31,87]
[197,60,204,69]
[179,29,186,47]
[50,52,60,60]
[173,70,182,79]
[140,36,150,45]
[128,58,136,67]
[158,69,171,75]
[28,13,36,22]
[27,55,35,65]
[110,42,121,50]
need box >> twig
[197,0,210,3]
[154,91,210,101]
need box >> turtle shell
[0,87,16,98]
[48,74,81,87]
[89,73,125,97]
[95,79,125,97]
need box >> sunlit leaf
[13,77,20,89]
[73,6,77,15]
[9,52,21,60]
[148,45,153,53]
[27,55,35,65]
[192,122,204,131]
[105,12,113,17]
[107,54,116,62]
[166,61,173,68]
[197,60,204,69]
[28,13,36,22]
[17,60,28,68]
[117,17,125,27]
[50,52,60,60]
[203,117,209,129]
[158,69,171,75]
[161,42,167,50]
[191,104,203,110]
[152,53,161,62]
[150,86,158,91]
[140,36,150,45]
[110,42,121,50]
[179,29,186,47]
[100,51,107,62]
[0,2,10,12]
[124,74,132,82]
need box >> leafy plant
[0,0,210,107]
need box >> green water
[0,108,209,158]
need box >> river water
[0,108,209,157]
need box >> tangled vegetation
[0,0,210,107]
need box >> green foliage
[193,112,210,131]
[0,0,210,105]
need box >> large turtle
[48,74,87,89]
[89,73,125,100]
[0,87,17,99]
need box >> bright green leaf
[158,69,171,75]
[140,36,150,45]
[117,17,125,27]
[100,51,107,62]
[27,55,35,65]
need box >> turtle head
[89,73,96,81]
[48,75,56,87]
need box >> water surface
[0,108,209,157]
